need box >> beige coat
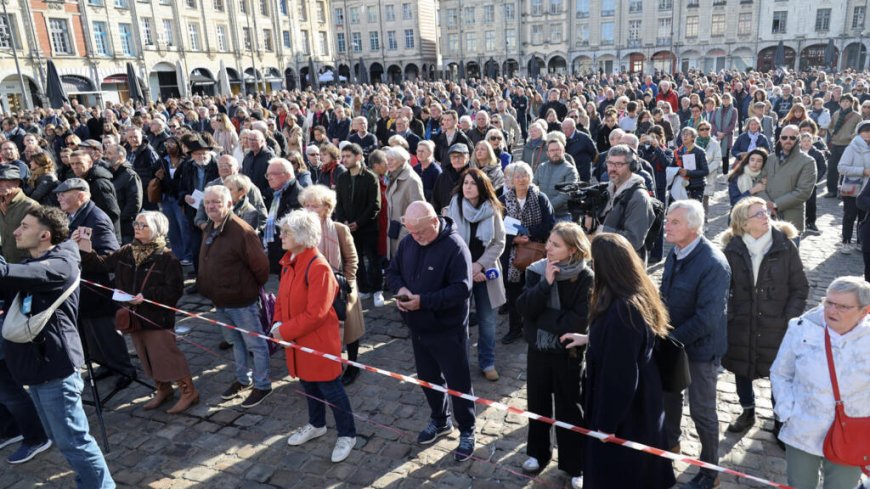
[335,223,365,345]
[760,149,817,232]
[386,163,425,258]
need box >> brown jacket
[81,246,184,329]
[0,190,38,264]
[197,213,269,308]
[335,223,365,345]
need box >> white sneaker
[571,476,584,488]
[373,291,385,308]
[287,424,327,446]
[841,242,854,255]
[331,436,356,463]
[358,292,372,300]
[521,457,540,473]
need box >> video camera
[555,182,610,227]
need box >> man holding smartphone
[385,201,476,463]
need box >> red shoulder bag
[822,327,870,475]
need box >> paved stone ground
[1,180,867,489]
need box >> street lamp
[1,0,32,110]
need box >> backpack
[616,182,665,253]
[305,256,351,322]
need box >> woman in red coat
[270,209,357,463]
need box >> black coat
[857,181,870,251]
[266,179,303,273]
[129,143,160,192]
[178,157,220,221]
[583,299,676,489]
[110,163,143,236]
[430,163,467,214]
[242,147,276,201]
[334,168,381,235]
[83,164,122,240]
[69,200,120,318]
[721,224,809,379]
[433,130,473,165]
[516,266,593,352]
[0,241,85,385]
[564,131,598,182]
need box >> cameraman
[587,145,655,259]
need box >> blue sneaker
[417,419,454,445]
[0,435,22,450]
[453,431,475,462]
[7,439,52,464]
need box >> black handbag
[654,334,692,393]
[304,256,351,322]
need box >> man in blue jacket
[659,199,731,489]
[385,201,476,462]
[0,206,114,487]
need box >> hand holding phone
[395,294,411,302]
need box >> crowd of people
[1,66,870,489]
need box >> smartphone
[395,294,411,302]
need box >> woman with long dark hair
[562,233,675,489]
[727,148,769,207]
[447,168,506,380]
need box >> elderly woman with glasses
[385,146,425,258]
[771,277,870,489]
[298,185,366,385]
[485,128,512,169]
[721,197,808,437]
[471,141,505,195]
[75,211,197,414]
[271,209,357,463]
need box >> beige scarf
[319,218,342,271]
[737,168,761,194]
[131,237,166,266]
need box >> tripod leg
[79,328,111,454]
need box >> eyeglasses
[824,299,859,313]
[132,222,149,229]
[748,209,769,220]
[698,128,710,132]
[780,135,797,141]
[488,137,503,141]
[605,160,628,167]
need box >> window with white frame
[711,14,725,36]
[738,13,752,36]
[334,8,344,25]
[187,22,201,50]
[214,0,224,12]
[243,27,252,50]
[531,24,543,44]
[316,2,326,22]
[387,30,397,50]
[404,29,414,48]
[576,0,589,18]
[854,7,866,30]
[550,0,562,14]
[216,24,228,51]
[772,11,787,34]
[369,31,379,51]
[162,19,174,46]
[140,17,154,46]
[506,29,516,50]
[445,9,457,28]
[504,3,515,21]
[550,24,561,43]
[531,0,543,15]
[385,5,395,21]
[367,6,378,23]
[284,30,293,48]
[483,5,494,23]
[465,32,476,51]
[301,30,310,54]
[628,20,641,41]
[0,14,21,49]
[260,0,268,16]
[686,16,699,38]
[92,21,109,55]
[402,3,412,20]
[48,18,73,54]
[464,7,475,25]
[318,31,328,55]
[600,21,614,44]
[448,33,459,53]
[115,0,129,8]
[485,30,495,51]
[336,32,345,51]
[263,29,273,51]
[351,32,361,52]
[349,7,359,24]
[815,8,831,32]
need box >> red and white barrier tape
[81,279,793,489]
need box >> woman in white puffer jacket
[770,276,870,489]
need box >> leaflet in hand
[682,154,696,171]
[504,216,525,235]
[112,290,136,302]
[187,189,205,209]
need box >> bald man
[385,201,476,462]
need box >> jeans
[785,444,862,489]
[828,144,846,195]
[162,195,192,262]
[217,303,272,391]
[471,282,497,371]
[300,377,357,437]
[842,196,866,243]
[664,359,720,477]
[353,232,383,294]
[0,359,48,446]
[734,374,756,409]
[28,372,114,489]
[411,328,476,434]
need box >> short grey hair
[667,199,705,233]
[305,145,320,156]
[385,146,410,164]
[417,140,435,154]
[278,209,321,249]
[681,126,698,139]
[137,211,169,239]
[827,276,870,307]
[268,157,295,177]
[223,173,252,193]
[299,184,337,214]
[203,184,232,205]
[607,144,636,164]
[506,161,534,182]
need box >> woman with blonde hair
[298,185,367,385]
[561,232,675,489]
[470,140,504,194]
[212,113,239,157]
[485,128,512,169]
[286,151,313,187]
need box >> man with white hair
[656,81,679,112]
[242,129,276,202]
[328,105,351,145]
[197,185,272,408]
[392,117,421,154]
[347,116,378,159]
[148,118,171,155]
[467,111,493,147]
[660,199,730,489]
[263,158,302,273]
[562,117,597,182]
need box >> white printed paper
[504,216,523,235]
[681,154,696,171]
[187,189,205,209]
[112,290,136,302]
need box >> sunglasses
[780,135,797,141]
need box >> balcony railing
[656,37,671,46]
[627,39,642,47]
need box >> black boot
[727,408,755,433]
[772,419,785,450]
[501,329,523,345]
